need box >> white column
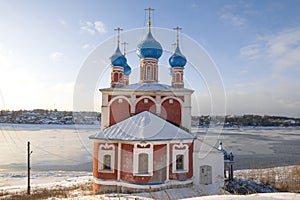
[166,143,170,182]
[117,142,121,181]
[101,93,109,130]
[131,94,136,114]
[156,95,161,115]
[100,106,109,130]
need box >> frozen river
[0,124,96,171]
[1,124,300,171]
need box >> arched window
[146,65,151,80]
[133,143,153,176]
[172,143,189,173]
[176,154,184,170]
[176,73,181,82]
[138,153,149,174]
[103,154,111,170]
[113,73,118,82]
[98,143,115,172]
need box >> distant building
[89,9,225,194]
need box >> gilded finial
[145,7,154,32]
[114,27,123,47]
[173,26,182,46]
[121,41,128,56]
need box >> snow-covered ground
[1,167,300,200]
[0,170,92,194]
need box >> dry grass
[0,182,92,200]
[235,165,300,193]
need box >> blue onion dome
[169,46,187,68]
[110,46,127,67]
[136,31,163,59]
[123,63,132,76]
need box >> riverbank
[1,165,299,200]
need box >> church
[89,8,225,194]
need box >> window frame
[133,143,153,176]
[98,143,115,173]
[172,143,189,173]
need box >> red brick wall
[120,143,135,181]
[161,99,181,126]
[93,142,193,186]
[152,144,167,182]
[109,99,131,126]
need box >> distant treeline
[1,109,299,127]
[192,115,300,127]
[0,109,101,124]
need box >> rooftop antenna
[145,7,154,31]
[121,41,128,56]
[173,26,182,46]
[114,27,123,47]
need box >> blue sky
[0,0,300,117]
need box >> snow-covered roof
[89,111,195,141]
[100,82,193,92]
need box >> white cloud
[239,44,262,60]
[219,4,247,27]
[193,76,300,117]
[58,19,67,25]
[49,52,63,61]
[220,12,246,27]
[80,20,107,35]
[240,27,300,72]
[94,21,106,34]
[82,44,90,49]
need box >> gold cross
[145,7,155,31]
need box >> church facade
[89,11,224,194]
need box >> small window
[146,66,151,80]
[103,154,111,170]
[172,143,189,173]
[98,143,115,173]
[138,153,149,174]
[176,73,181,82]
[133,143,153,176]
[113,73,118,82]
[176,154,184,170]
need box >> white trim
[133,143,153,176]
[93,177,193,189]
[166,143,170,181]
[98,143,115,173]
[108,96,132,107]
[172,143,189,173]
[160,96,183,107]
[134,96,156,108]
[117,142,121,180]
[92,139,194,145]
